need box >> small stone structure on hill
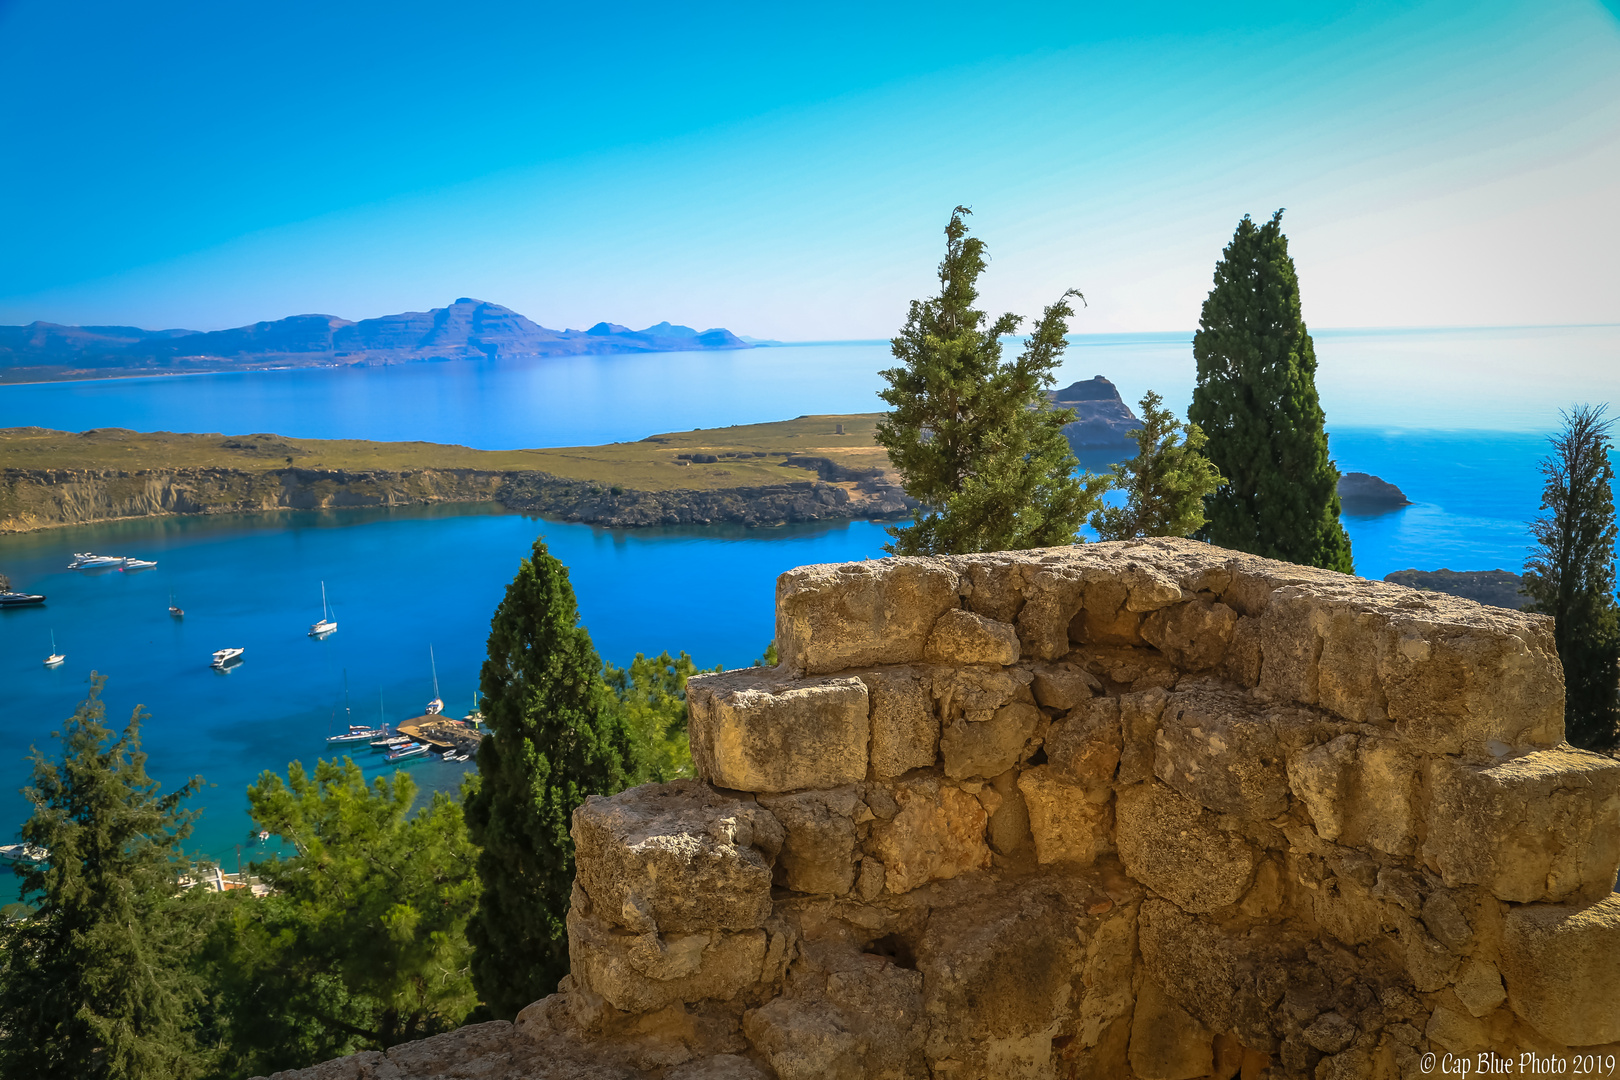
[265,538,1620,1080]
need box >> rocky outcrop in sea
[1049,376,1140,453]
[1337,471,1412,513]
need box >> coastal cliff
[0,416,916,532]
[0,465,914,532]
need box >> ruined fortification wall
[269,538,1620,1080]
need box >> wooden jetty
[395,714,484,755]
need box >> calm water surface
[2,327,1612,448]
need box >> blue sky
[1,0,1616,338]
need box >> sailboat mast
[431,645,441,698]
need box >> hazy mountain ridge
[0,298,751,378]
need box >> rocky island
[1337,472,1412,513]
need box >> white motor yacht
[211,647,245,669]
[119,557,157,571]
[67,552,126,570]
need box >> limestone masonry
[265,538,1620,1080]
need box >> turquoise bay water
[0,326,1612,880]
[0,507,890,884]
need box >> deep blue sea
[0,327,1614,888]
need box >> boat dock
[396,714,484,756]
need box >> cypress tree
[1092,390,1226,541]
[1523,404,1620,751]
[876,206,1109,555]
[1188,210,1353,572]
[0,675,209,1080]
[463,537,634,1018]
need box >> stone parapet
[268,539,1620,1080]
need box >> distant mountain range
[0,298,751,382]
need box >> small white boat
[0,843,48,864]
[308,581,337,638]
[119,557,157,571]
[385,743,429,762]
[211,647,245,669]
[44,631,64,668]
[326,727,386,744]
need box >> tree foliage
[1188,210,1353,573]
[1092,390,1226,541]
[1523,404,1620,751]
[462,536,634,1018]
[0,675,210,1080]
[606,650,715,784]
[199,759,479,1078]
[876,206,1109,555]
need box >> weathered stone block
[1424,746,1620,903]
[1286,733,1421,856]
[757,787,860,896]
[1044,697,1122,790]
[1015,566,1091,660]
[742,999,862,1080]
[866,776,989,893]
[1500,894,1620,1047]
[1116,782,1259,913]
[855,667,939,780]
[1257,583,1565,759]
[573,781,784,934]
[918,881,1091,1057]
[568,908,772,1014]
[1139,598,1239,672]
[940,701,1042,780]
[776,560,960,675]
[1017,765,1112,866]
[1136,899,1277,1052]
[1154,688,1289,818]
[1129,977,1214,1080]
[1117,687,1168,786]
[1028,660,1100,710]
[924,608,1021,666]
[687,671,869,793]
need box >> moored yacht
[68,552,126,569]
[424,645,444,714]
[44,631,64,668]
[308,581,337,637]
[211,647,245,669]
[0,590,46,608]
[119,557,157,571]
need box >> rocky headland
[1049,377,1140,455]
[264,538,1620,1080]
[0,420,915,533]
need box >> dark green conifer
[1092,390,1226,541]
[0,676,209,1080]
[1188,210,1353,572]
[1523,404,1620,750]
[463,537,634,1018]
[877,206,1108,555]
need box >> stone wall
[266,538,1620,1080]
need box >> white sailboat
[308,581,337,637]
[44,631,64,668]
[425,646,444,715]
